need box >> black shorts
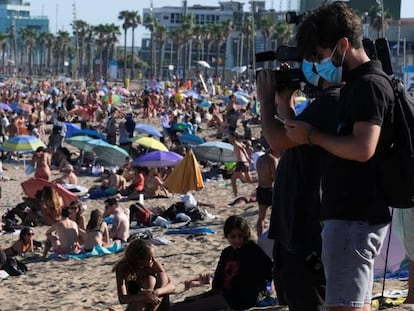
[256,186,273,206]
[235,161,249,172]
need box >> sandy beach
[0,117,410,311]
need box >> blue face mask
[315,44,346,83]
[302,59,320,87]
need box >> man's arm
[285,119,381,162]
[256,69,301,151]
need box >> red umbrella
[21,178,78,206]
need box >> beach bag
[130,203,152,226]
[164,202,207,222]
[369,69,414,208]
[0,251,28,276]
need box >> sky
[30,0,414,46]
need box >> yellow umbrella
[132,137,168,151]
[164,149,204,194]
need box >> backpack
[163,202,207,222]
[129,203,152,226]
[371,69,414,208]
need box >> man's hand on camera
[285,120,313,145]
[256,69,276,105]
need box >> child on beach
[112,239,175,311]
[171,215,273,311]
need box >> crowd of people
[3,2,413,310]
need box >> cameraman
[257,61,341,309]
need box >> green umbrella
[101,94,121,105]
[65,135,94,151]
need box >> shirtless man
[255,149,280,236]
[229,132,254,197]
[103,198,129,243]
[107,169,127,193]
[43,207,80,257]
[32,146,51,180]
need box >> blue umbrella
[198,100,212,108]
[65,122,81,138]
[85,139,129,166]
[135,124,163,138]
[194,141,236,163]
[71,129,107,141]
[132,150,183,168]
[179,133,204,146]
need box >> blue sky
[30,0,414,44]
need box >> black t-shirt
[268,86,341,253]
[321,60,394,224]
[212,240,272,310]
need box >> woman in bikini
[143,168,169,199]
[83,209,111,252]
[32,146,51,180]
[113,239,175,311]
[3,227,35,257]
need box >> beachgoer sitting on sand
[3,227,35,257]
[32,146,51,180]
[40,186,64,226]
[170,215,272,311]
[112,239,175,311]
[53,164,78,185]
[43,207,80,257]
[143,168,169,199]
[83,209,114,252]
[68,200,86,232]
[103,198,129,243]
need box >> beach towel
[48,242,124,260]
[165,227,216,235]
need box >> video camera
[255,45,305,90]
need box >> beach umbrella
[0,103,12,111]
[196,60,211,69]
[163,149,204,194]
[65,122,81,138]
[198,100,212,108]
[135,124,163,138]
[21,177,78,207]
[132,137,168,151]
[18,102,33,113]
[172,122,190,133]
[194,141,236,163]
[1,135,46,153]
[132,150,183,168]
[179,133,204,146]
[65,135,94,150]
[101,94,121,105]
[71,129,107,141]
[84,139,129,166]
[184,89,201,100]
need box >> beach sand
[0,119,409,311]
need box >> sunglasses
[28,232,35,236]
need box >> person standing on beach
[283,3,394,310]
[229,132,254,197]
[255,149,279,236]
[32,146,51,180]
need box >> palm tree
[93,23,120,80]
[6,24,17,74]
[274,20,293,46]
[259,16,275,52]
[44,32,55,75]
[19,27,36,75]
[0,32,7,73]
[118,11,134,80]
[368,5,392,38]
[210,20,233,78]
[56,30,71,75]
[179,15,194,80]
[73,20,90,78]
[130,11,141,80]
[171,28,186,83]
[154,23,168,79]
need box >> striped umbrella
[1,135,46,153]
